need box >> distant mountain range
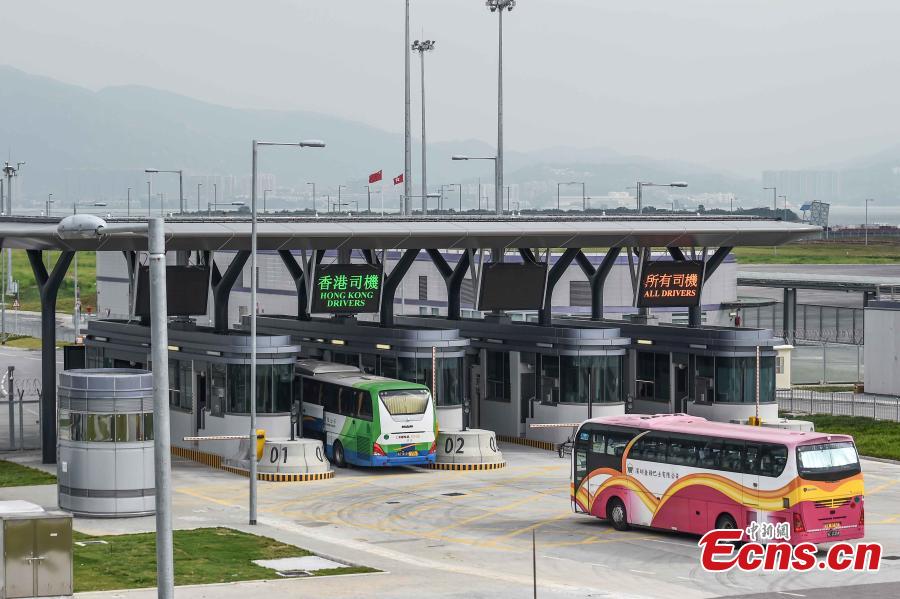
[0,65,896,209]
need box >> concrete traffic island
[426,429,506,471]
[222,438,334,482]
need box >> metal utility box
[0,501,73,598]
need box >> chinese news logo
[698,522,882,573]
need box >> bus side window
[632,434,665,462]
[745,443,761,474]
[605,432,631,459]
[720,441,745,473]
[697,439,723,470]
[357,391,373,421]
[757,444,788,477]
[324,383,339,414]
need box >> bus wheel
[333,441,347,468]
[607,498,629,531]
[716,513,737,530]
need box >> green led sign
[310,264,383,314]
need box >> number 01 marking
[269,446,289,464]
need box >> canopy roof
[0,215,819,252]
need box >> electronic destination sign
[635,260,704,308]
[310,264,383,314]
[477,262,548,312]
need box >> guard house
[250,315,469,432]
[564,318,782,423]
[83,319,301,460]
[399,315,630,444]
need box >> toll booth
[250,315,470,432]
[398,315,630,445]
[563,317,782,423]
[83,320,301,460]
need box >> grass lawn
[784,414,900,461]
[1,335,73,350]
[0,460,57,487]
[1,249,96,313]
[74,527,376,592]
[733,242,900,264]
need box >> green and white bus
[297,360,437,467]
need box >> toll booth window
[636,352,669,402]
[715,357,775,404]
[274,364,293,413]
[58,410,71,441]
[86,414,113,442]
[143,413,154,440]
[485,350,511,402]
[209,363,226,417]
[437,356,463,407]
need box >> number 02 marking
[444,437,466,454]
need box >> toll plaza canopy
[0,213,819,466]
[0,215,819,251]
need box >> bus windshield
[379,389,431,416]
[797,441,861,481]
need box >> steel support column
[278,250,323,321]
[783,287,797,345]
[575,248,621,320]
[26,249,75,464]
[539,248,580,325]
[381,249,420,327]
[210,250,250,333]
[427,249,471,320]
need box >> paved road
[716,581,900,599]
[737,264,900,308]
[4,441,900,598]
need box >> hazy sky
[5,0,900,176]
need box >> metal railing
[777,388,900,422]
[742,302,865,344]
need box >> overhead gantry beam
[381,249,421,327]
[427,250,471,321]
[210,250,250,333]
[26,249,75,464]
[575,248,621,321]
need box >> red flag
[369,170,383,184]
[393,173,404,185]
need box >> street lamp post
[249,139,325,526]
[307,182,316,213]
[72,201,107,334]
[778,194,788,221]
[263,189,271,214]
[403,0,412,216]
[212,183,217,214]
[147,181,152,218]
[763,186,777,212]
[46,193,54,217]
[486,0,515,216]
[635,181,688,213]
[197,183,203,213]
[556,181,585,211]
[127,187,132,217]
[865,198,875,246]
[144,169,184,214]
[452,155,497,212]
[412,39,436,216]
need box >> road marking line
[629,569,654,575]
[676,576,692,581]
[776,592,805,597]
[865,479,899,495]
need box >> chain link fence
[777,388,900,422]
[0,375,42,451]
[741,302,865,344]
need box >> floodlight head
[452,155,469,161]
[299,139,326,148]
[145,168,159,173]
[670,182,688,188]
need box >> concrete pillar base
[428,429,505,470]
[224,438,334,481]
